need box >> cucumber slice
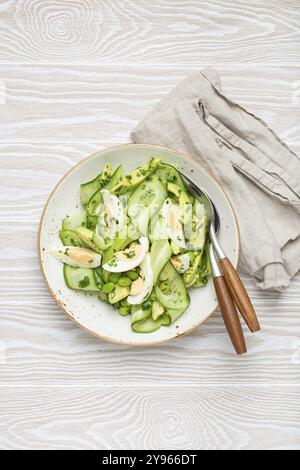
[80,163,113,206]
[86,165,124,216]
[160,313,171,326]
[149,211,168,243]
[132,316,162,333]
[165,307,186,323]
[86,214,98,230]
[155,163,185,190]
[155,262,190,311]
[128,175,166,235]
[63,265,99,292]
[93,225,113,251]
[59,230,85,247]
[87,190,103,217]
[150,240,172,284]
[103,165,124,192]
[62,210,86,231]
[131,305,150,324]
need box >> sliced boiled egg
[127,253,154,305]
[171,253,190,274]
[102,236,149,273]
[53,246,101,268]
[97,189,125,237]
[161,200,186,249]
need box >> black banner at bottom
[5,450,202,462]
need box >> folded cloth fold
[131,68,300,291]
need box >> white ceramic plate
[38,144,239,346]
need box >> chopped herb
[79,276,90,288]
[125,250,135,259]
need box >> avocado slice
[92,225,113,251]
[108,285,130,304]
[113,158,161,195]
[183,252,202,288]
[170,240,184,255]
[87,165,125,216]
[152,300,165,321]
[167,181,190,205]
[102,236,134,264]
[167,181,192,227]
[186,199,207,250]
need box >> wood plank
[0,65,299,142]
[0,141,115,221]
[0,386,299,450]
[0,0,299,452]
[0,1,299,65]
[0,220,300,385]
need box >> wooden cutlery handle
[213,276,247,355]
[219,257,260,333]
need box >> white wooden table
[0,0,299,450]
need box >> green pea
[102,269,110,283]
[127,270,139,281]
[121,299,130,307]
[110,272,122,283]
[119,306,131,316]
[98,291,108,302]
[102,282,115,293]
[118,277,132,287]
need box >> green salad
[53,158,211,333]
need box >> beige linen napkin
[132,68,300,290]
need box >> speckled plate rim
[38,143,240,346]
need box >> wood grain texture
[1,140,299,222]
[213,275,247,355]
[0,0,299,65]
[219,257,260,333]
[0,386,299,450]
[0,65,299,142]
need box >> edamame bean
[118,277,132,287]
[119,306,131,316]
[109,272,122,283]
[98,291,108,302]
[102,282,115,293]
[127,270,139,281]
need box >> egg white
[53,246,102,268]
[171,253,190,274]
[127,253,154,305]
[98,189,125,237]
[161,200,186,249]
[102,236,149,273]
